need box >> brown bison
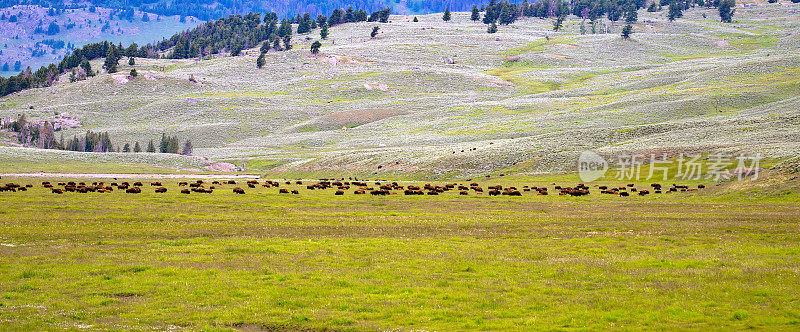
[233,187,245,194]
[155,187,168,193]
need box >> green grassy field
[1,172,798,330]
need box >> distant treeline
[1,114,193,154]
[0,0,395,20]
[0,5,392,97]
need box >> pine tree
[81,59,94,77]
[128,57,135,66]
[719,0,735,23]
[297,13,311,34]
[256,52,266,68]
[621,24,633,39]
[123,143,131,152]
[487,22,498,33]
[181,139,193,155]
[129,68,138,78]
[104,46,118,73]
[146,140,155,152]
[668,2,682,21]
[413,16,418,22]
[320,23,329,39]
[159,133,168,153]
[311,41,321,55]
[471,5,480,21]
[282,35,292,50]
[624,4,638,23]
[371,26,380,38]
[498,2,516,25]
[553,15,565,31]
[134,141,142,152]
[443,8,451,21]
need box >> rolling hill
[1,3,799,178]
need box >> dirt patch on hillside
[291,108,410,132]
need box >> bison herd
[0,179,708,199]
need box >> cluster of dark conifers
[0,179,707,198]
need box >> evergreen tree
[159,133,168,153]
[142,13,149,22]
[134,141,142,152]
[621,24,633,39]
[413,16,418,22]
[297,13,311,34]
[231,44,242,56]
[181,139,193,155]
[443,8,451,21]
[278,19,292,37]
[103,46,118,73]
[273,37,282,51]
[320,23,329,39]
[487,22,498,33]
[122,143,130,152]
[130,68,138,77]
[553,15,565,31]
[719,0,735,23]
[624,4,638,23]
[498,2,516,25]
[311,41,321,55]
[257,52,266,68]
[471,5,480,21]
[81,59,94,77]
[146,140,155,152]
[371,26,380,38]
[282,35,292,50]
[668,2,682,21]
[128,57,135,66]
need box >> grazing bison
[155,187,168,193]
[233,187,245,194]
[291,190,299,195]
[335,190,344,195]
[181,189,190,194]
[279,189,289,194]
[178,182,188,186]
[488,190,501,196]
[619,192,630,197]
[51,188,63,194]
[459,191,469,195]
[126,187,142,194]
[151,182,162,186]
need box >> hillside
[1,3,799,178]
[0,5,200,77]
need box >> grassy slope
[1,6,799,177]
[0,170,798,330]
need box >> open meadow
[0,168,799,330]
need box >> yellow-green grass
[0,176,798,330]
